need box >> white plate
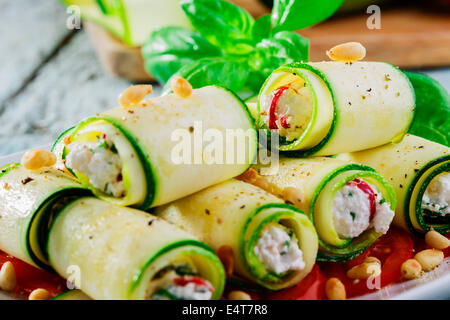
[1,147,449,300]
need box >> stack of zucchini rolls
[0,55,448,300]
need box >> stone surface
[0,0,70,103]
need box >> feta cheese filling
[65,136,125,198]
[422,173,450,216]
[254,224,305,275]
[332,179,395,239]
[151,270,213,300]
[260,84,314,142]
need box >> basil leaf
[252,14,272,44]
[142,26,222,83]
[163,57,250,95]
[272,0,344,32]
[405,71,450,146]
[251,31,309,77]
[180,0,254,54]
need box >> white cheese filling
[65,140,125,197]
[254,224,305,275]
[152,271,213,300]
[422,173,450,216]
[260,85,313,141]
[332,180,395,239]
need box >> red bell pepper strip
[268,86,289,130]
[348,179,377,221]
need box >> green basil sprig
[405,71,450,147]
[142,0,344,98]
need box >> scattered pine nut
[171,77,193,98]
[236,168,270,193]
[363,256,381,265]
[347,261,381,279]
[29,288,51,300]
[414,249,444,272]
[118,84,152,108]
[425,230,450,250]
[21,149,56,171]
[228,290,252,300]
[0,262,16,292]
[63,134,72,145]
[217,245,234,278]
[326,42,366,62]
[281,187,304,207]
[401,259,423,280]
[325,277,346,300]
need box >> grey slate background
[0,0,448,156]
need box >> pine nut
[236,168,270,193]
[325,277,346,300]
[401,259,423,280]
[218,245,234,278]
[347,262,381,279]
[326,42,366,62]
[363,256,381,265]
[63,134,72,145]
[21,149,56,171]
[228,290,252,300]
[425,230,450,250]
[29,288,51,300]
[171,77,193,98]
[281,187,304,207]
[0,262,16,292]
[118,85,152,108]
[414,249,444,272]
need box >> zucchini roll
[47,197,225,300]
[257,62,415,156]
[154,179,318,291]
[58,86,257,209]
[255,157,397,261]
[0,163,89,269]
[338,134,449,235]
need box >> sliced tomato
[444,234,450,257]
[321,227,414,298]
[263,264,327,300]
[0,251,66,299]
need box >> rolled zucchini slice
[47,197,225,300]
[255,157,397,262]
[0,163,89,270]
[154,179,318,291]
[257,61,415,156]
[59,86,258,209]
[338,134,450,235]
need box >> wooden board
[84,21,153,82]
[83,5,450,82]
[303,7,450,68]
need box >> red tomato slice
[0,251,66,299]
[263,264,327,300]
[321,227,414,298]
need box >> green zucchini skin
[255,157,397,262]
[52,290,92,300]
[0,164,90,270]
[64,85,258,210]
[338,134,450,236]
[257,61,415,157]
[46,197,225,300]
